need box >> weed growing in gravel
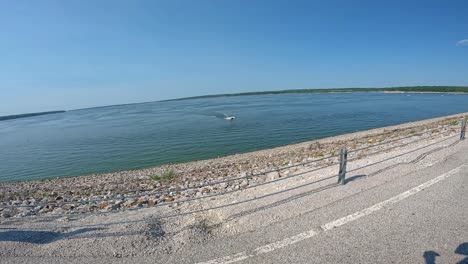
[150,170,176,182]
[314,152,325,158]
[449,120,459,126]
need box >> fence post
[461,119,467,141]
[338,148,348,185]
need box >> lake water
[1,92,468,182]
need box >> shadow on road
[423,243,468,264]
[0,228,104,244]
[423,251,440,264]
[344,174,367,184]
[455,243,468,264]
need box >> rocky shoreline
[1,113,467,218]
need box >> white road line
[197,164,464,264]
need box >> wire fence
[1,119,466,220]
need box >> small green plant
[329,150,336,156]
[281,161,289,167]
[150,170,176,182]
[409,130,416,135]
[377,139,384,143]
[314,152,324,158]
[449,120,459,126]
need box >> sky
[0,0,467,115]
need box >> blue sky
[0,0,467,115]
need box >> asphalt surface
[168,140,468,264]
[1,137,467,264]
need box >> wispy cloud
[456,39,468,46]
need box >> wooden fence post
[338,148,348,185]
[461,119,467,141]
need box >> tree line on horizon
[0,111,66,121]
[168,86,468,101]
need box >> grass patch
[313,152,324,158]
[449,120,459,126]
[150,170,176,182]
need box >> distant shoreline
[163,86,468,102]
[382,91,468,95]
[0,110,66,122]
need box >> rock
[239,180,249,188]
[122,199,135,208]
[104,204,119,211]
[62,204,77,210]
[55,196,63,201]
[76,205,87,212]
[32,206,43,212]
[266,171,280,181]
[51,207,65,214]
[39,205,55,213]
[1,211,13,218]
[57,216,70,222]
[136,197,148,205]
[19,210,32,217]
[87,204,98,211]
[148,199,158,206]
[165,197,175,202]
[218,182,228,189]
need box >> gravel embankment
[0,112,467,218]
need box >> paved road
[2,139,467,264]
[168,140,468,264]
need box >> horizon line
[3,85,468,117]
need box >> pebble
[266,171,280,181]
[122,199,135,208]
[239,180,249,188]
[136,197,148,205]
